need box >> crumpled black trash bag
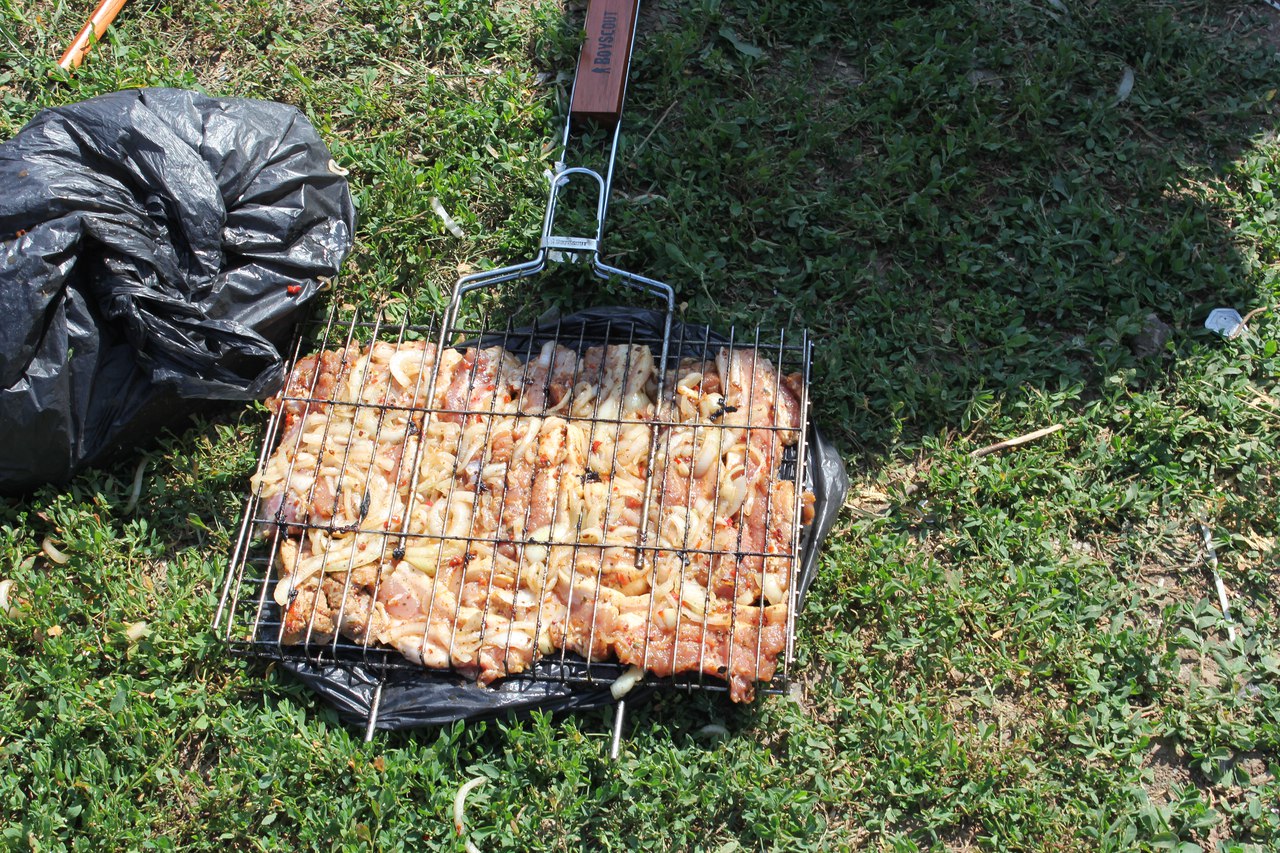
[0,88,355,492]
[280,307,850,731]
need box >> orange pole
[57,0,129,71]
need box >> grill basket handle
[570,0,641,126]
[445,0,673,330]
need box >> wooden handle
[58,0,129,71]
[569,0,640,126]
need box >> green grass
[2,0,1279,849]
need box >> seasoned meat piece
[268,348,349,424]
[521,343,580,414]
[282,584,335,643]
[498,418,541,559]
[441,347,507,423]
[321,574,385,643]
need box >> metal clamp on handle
[539,166,607,256]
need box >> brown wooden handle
[569,0,640,126]
[58,0,129,71]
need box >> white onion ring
[389,350,421,387]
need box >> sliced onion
[123,456,147,514]
[692,430,721,479]
[454,776,487,853]
[762,574,785,606]
[0,579,15,617]
[389,350,421,387]
[610,665,644,699]
[679,582,707,618]
[41,537,70,565]
[500,628,533,652]
[699,392,725,420]
[716,473,746,519]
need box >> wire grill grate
[214,305,814,701]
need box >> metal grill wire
[214,305,813,695]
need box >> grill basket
[214,305,846,735]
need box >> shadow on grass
[606,1,1278,459]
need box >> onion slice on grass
[123,456,147,514]
[454,776,487,853]
[41,537,70,565]
[431,196,466,238]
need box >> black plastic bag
[0,88,355,492]
[281,307,849,731]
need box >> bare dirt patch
[1177,646,1223,693]
[814,51,865,93]
[1227,750,1275,788]
[1245,4,1280,51]
[634,0,678,40]
[942,821,980,851]
[1144,737,1194,804]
